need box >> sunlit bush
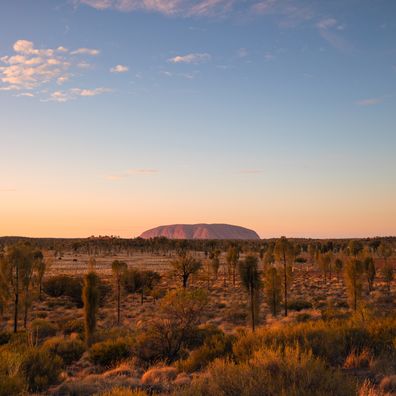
[175,346,355,396]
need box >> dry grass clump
[232,316,396,366]
[358,379,393,396]
[96,388,147,396]
[55,375,140,396]
[175,346,355,396]
[178,330,233,373]
[344,349,373,369]
[141,366,178,385]
[379,375,396,394]
[30,318,58,344]
[0,349,25,396]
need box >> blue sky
[0,0,395,238]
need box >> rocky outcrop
[139,223,260,240]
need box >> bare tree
[239,255,262,331]
[171,253,202,288]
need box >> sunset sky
[1,0,395,238]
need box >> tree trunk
[283,253,288,317]
[117,279,121,325]
[250,286,255,332]
[23,296,28,328]
[14,264,19,333]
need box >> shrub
[176,346,355,396]
[179,331,234,373]
[296,313,312,323]
[43,275,83,306]
[43,275,110,307]
[232,316,396,366]
[21,348,62,392]
[287,299,313,311]
[42,336,85,365]
[30,319,58,343]
[0,331,11,345]
[89,338,134,367]
[63,319,85,336]
[0,350,25,396]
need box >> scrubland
[0,237,395,395]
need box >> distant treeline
[0,235,395,256]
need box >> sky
[0,0,395,239]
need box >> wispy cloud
[50,87,111,102]
[0,188,17,192]
[168,53,211,64]
[76,0,235,17]
[316,17,351,52]
[104,168,159,181]
[70,48,100,56]
[316,18,337,30]
[356,97,383,107]
[238,169,264,174]
[237,48,248,58]
[110,64,129,73]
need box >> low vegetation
[0,236,394,395]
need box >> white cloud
[168,53,211,64]
[110,64,129,73]
[70,48,100,56]
[0,40,105,101]
[0,41,71,90]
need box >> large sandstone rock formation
[139,223,260,240]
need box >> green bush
[89,338,133,367]
[43,275,83,306]
[42,336,85,365]
[43,275,111,307]
[30,319,58,343]
[21,348,63,392]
